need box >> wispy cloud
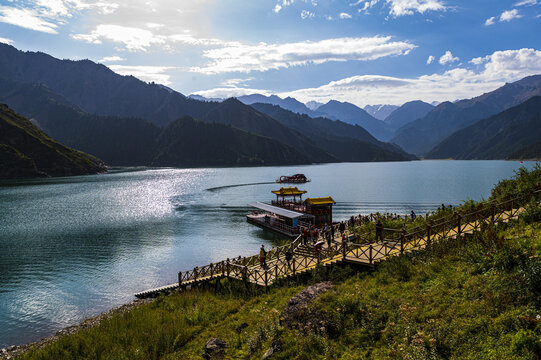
[73,24,239,51]
[484,16,495,26]
[357,0,446,17]
[98,55,126,62]
[107,65,175,85]
[426,55,435,64]
[0,37,13,45]
[301,10,314,18]
[0,1,119,34]
[0,6,58,34]
[191,36,416,74]
[193,87,272,99]
[72,24,165,51]
[439,50,459,65]
[339,12,352,18]
[514,0,537,6]
[500,9,522,22]
[280,48,541,106]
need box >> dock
[135,189,538,298]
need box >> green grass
[19,167,541,359]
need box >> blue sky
[0,0,540,106]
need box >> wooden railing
[176,187,540,288]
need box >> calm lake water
[0,160,536,347]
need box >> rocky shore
[0,298,155,360]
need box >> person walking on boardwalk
[375,219,384,242]
[326,228,332,248]
[259,245,267,268]
[339,221,345,235]
[411,210,416,220]
[302,227,308,245]
[285,247,293,270]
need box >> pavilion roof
[271,186,307,196]
[304,196,336,205]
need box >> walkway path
[135,190,537,298]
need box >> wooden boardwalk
[135,189,538,298]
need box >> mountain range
[0,43,413,174]
[392,75,541,156]
[427,96,541,160]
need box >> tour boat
[275,174,310,183]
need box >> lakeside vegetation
[19,167,541,359]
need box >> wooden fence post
[457,214,462,237]
[369,244,373,265]
[221,260,225,277]
[342,240,346,259]
[275,263,279,280]
[178,271,182,286]
[426,225,432,248]
[209,263,214,279]
[226,258,230,277]
[264,269,268,289]
[401,230,405,254]
[194,266,198,281]
[491,203,496,224]
[243,265,248,283]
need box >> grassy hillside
[0,104,105,179]
[17,167,541,359]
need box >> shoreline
[0,297,156,360]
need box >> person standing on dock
[260,245,267,268]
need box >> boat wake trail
[206,181,275,192]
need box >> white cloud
[98,55,126,62]
[273,4,282,12]
[301,10,314,18]
[439,50,459,65]
[193,87,272,99]
[0,6,58,34]
[220,77,255,87]
[72,24,166,51]
[0,37,13,45]
[469,48,541,81]
[484,16,495,26]
[277,48,541,107]
[426,55,435,64]
[73,24,238,51]
[107,65,175,85]
[514,0,537,6]
[191,36,416,74]
[358,0,446,17]
[0,1,120,34]
[145,22,164,29]
[339,12,352,18]
[500,9,522,22]
[387,0,446,16]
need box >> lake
[0,160,536,347]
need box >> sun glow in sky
[1,0,541,106]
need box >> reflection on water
[0,160,536,346]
